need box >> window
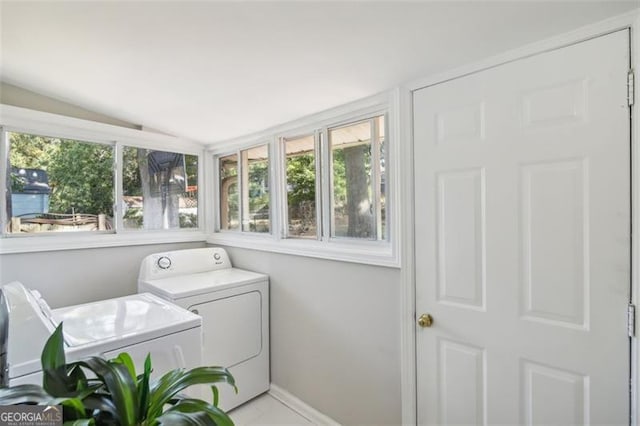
[329,115,385,240]
[218,144,270,234]
[241,145,270,233]
[283,134,318,239]
[219,153,239,231]
[122,147,198,230]
[0,118,202,244]
[6,131,114,234]
[215,114,388,242]
[210,93,398,266]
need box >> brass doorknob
[417,313,434,328]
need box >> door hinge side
[628,304,636,337]
[628,69,635,107]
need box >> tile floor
[229,393,313,425]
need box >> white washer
[138,247,269,410]
[3,282,203,387]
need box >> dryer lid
[52,293,201,347]
[139,268,267,300]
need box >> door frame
[399,10,640,426]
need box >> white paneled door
[414,30,631,425]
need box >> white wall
[1,241,403,425]
[217,245,402,426]
[0,242,205,308]
[0,82,140,129]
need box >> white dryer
[3,282,203,387]
[138,247,269,411]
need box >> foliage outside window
[329,116,385,240]
[216,113,387,244]
[241,145,270,233]
[219,154,239,231]
[218,145,270,234]
[122,147,198,230]
[283,134,317,239]
[6,132,114,233]
[3,130,200,236]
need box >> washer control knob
[213,253,221,261]
[157,256,172,270]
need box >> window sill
[207,232,400,268]
[0,230,207,254]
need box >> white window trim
[207,90,401,268]
[324,113,387,241]
[278,127,321,241]
[215,141,274,235]
[0,104,208,254]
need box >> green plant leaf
[73,357,139,426]
[146,369,182,418]
[70,383,102,401]
[67,364,89,392]
[164,398,234,426]
[211,385,219,407]
[112,352,136,380]
[41,323,76,397]
[81,394,117,419]
[42,368,73,397]
[137,354,152,421]
[57,397,87,419]
[0,384,51,405]
[41,323,66,371]
[147,367,235,420]
[26,325,235,425]
[40,325,93,398]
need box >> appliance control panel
[138,247,232,281]
[157,256,172,270]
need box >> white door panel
[414,30,630,425]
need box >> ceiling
[1,1,637,144]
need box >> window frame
[1,125,118,237]
[117,145,202,233]
[215,141,273,236]
[208,90,400,267]
[279,128,322,241]
[0,105,207,254]
[216,151,241,232]
[240,143,272,234]
[325,113,388,242]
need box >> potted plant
[0,323,236,425]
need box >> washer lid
[52,293,201,347]
[140,268,267,300]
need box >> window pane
[122,147,198,230]
[329,116,384,240]
[7,132,113,233]
[219,153,239,231]
[284,135,317,239]
[241,145,270,233]
[377,115,386,240]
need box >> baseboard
[268,384,341,426]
